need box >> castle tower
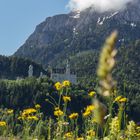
[66,60,70,75]
[28,65,33,77]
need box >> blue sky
[0,0,69,56]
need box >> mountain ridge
[14,1,140,67]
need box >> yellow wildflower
[54,109,64,117]
[86,105,95,112]
[23,108,37,114]
[62,80,70,87]
[69,113,78,119]
[63,96,71,102]
[0,121,6,126]
[7,109,14,114]
[114,96,127,103]
[22,108,37,117]
[54,82,62,91]
[119,97,127,103]
[64,132,73,138]
[35,104,41,109]
[88,91,96,97]
[114,96,122,102]
[83,111,91,117]
[83,105,95,117]
[27,116,39,121]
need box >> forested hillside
[0,77,89,115]
[0,55,47,79]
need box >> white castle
[50,60,77,84]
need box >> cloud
[67,0,134,12]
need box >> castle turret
[66,60,70,75]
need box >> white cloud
[67,0,134,12]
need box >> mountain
[0,55,47,79]
[14,1,140,67]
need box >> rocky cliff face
[14,1,140,66]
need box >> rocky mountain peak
[14,1,140,66]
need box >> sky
[0,0,69,56]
